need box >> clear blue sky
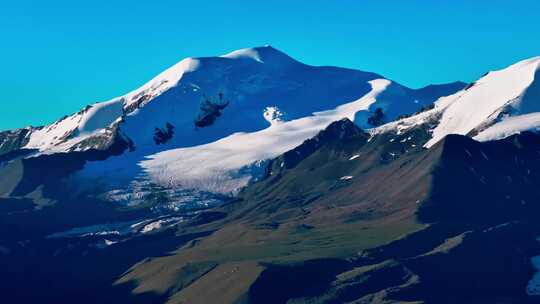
[1,0,539,130]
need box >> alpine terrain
[1,46,540,304]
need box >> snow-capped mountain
[0,46,464,200]
[5,47,540,204]
[18,45,461,154]
[374,56,540,147]
[4,47,540,304]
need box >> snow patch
[474,112,540,141]
[425,57,540,147]
[263,106,284,126]
[371,56,540,147]
[221,47,263,63]
[141,217,183,234]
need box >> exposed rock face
[153,122,175,145]
[0,128,32,156]
[124,94,151,114]
[367,107,385,126]
[194,94,229,128]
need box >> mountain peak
[220,45,298,65]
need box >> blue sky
[1,0,539,130]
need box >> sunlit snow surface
[72,46,440,199]
[427,57,540,147]
[474,112,540,141]
[371,56,540,147]
[140,79,390,194]
[25,98,124,153]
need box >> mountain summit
[220,45,300,65]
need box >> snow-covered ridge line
[426,56,540,147]
[24,98,124,153]
[371,56,540,147]
[122,58,201,111]
[221,48,263,63]
[474,112,540,142]
[20,56,202,153]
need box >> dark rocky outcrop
[367,107,385,126]
[267,118,369,174]
[194,94,229,128]
[153,122,175,145]
[0,127,32,156]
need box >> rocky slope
[115,120,540,304]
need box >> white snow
[25,98,124,152]
[221,47,263,63]
[111,45,386,151]
[104,239,118,246]
[474,111,540,141]
[25,114,81,150]
[140,79,390,194]
[263,106,284,126]
[371,56,540,147]
[21,56,200,154]
[140,217,183,234]
[424,57,540,147]
[78,99,124,134]
[141,221,164,234]
[122,58,200,110]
